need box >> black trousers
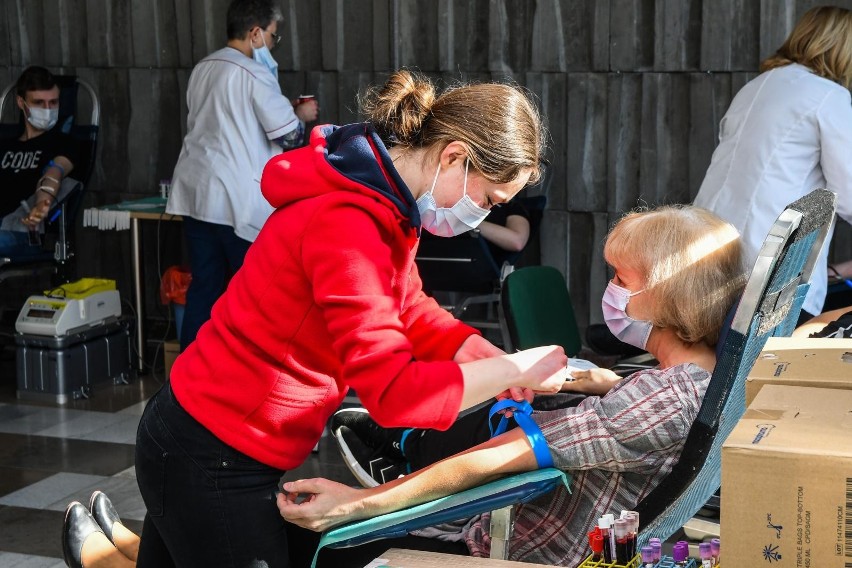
[135,385,474,567]
[135,385,290,567]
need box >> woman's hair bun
[361,69,436,145]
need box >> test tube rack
[576,554,640,567]
[577,555,703,568]
[648,558,698,568]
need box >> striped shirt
[464,363,711,565]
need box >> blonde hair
[360,70,546,184]
[604,205,745,346]
[761,5,852,88]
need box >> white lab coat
[695,63,852,315]
[166,47,300,242]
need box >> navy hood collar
[323,123,421,229]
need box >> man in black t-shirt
[0,66,79,257]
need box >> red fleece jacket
[171,125,479,470]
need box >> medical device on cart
[16,278,121,336]
[14,279,131,403]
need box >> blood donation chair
[0,75,100,288]
[316,189,836,563]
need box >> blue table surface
[98,196,168,213]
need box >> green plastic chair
[499,265,582,356]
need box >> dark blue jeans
[135,385,289,567]
[180,217,252,351]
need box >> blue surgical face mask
[26,105,58,131]
[252,31,278,77]
[416,158,491,237]
[601,280,653,350]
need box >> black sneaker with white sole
[330,408,408,488]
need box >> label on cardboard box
[722,385,852,567]
[745,337,852,406]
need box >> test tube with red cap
[588,533,604,562]
[587,528,601,561]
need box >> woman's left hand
[277,478,363,532]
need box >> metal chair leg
[488,505,515,559]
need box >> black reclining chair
[0,75,99,289]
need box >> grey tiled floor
[0,347,357,567]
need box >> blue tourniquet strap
[488,399,554,469]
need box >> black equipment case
[15,318,133,403]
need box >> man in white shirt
[694,6,852,318]
[166,0,319,351]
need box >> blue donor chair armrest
[311,467,570,567]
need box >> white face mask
[601,280,653,350]
[252,31,278,77]
[416,158,491,237]
[26,106,58,131]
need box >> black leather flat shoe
[89,491,122,544]
[62,501,104,568]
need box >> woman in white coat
[694,5,852,318]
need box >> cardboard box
[163,340,180,379]
[745,337,852,406]
[721,385,852,567]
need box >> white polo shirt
[695,63,852,315]
[166,47,299,242]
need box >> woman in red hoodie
[71,70,567,568]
